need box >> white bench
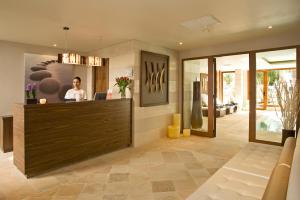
[187,142,282,200]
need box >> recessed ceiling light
[53,44,57,47]
[268,25,273,29]
[179,42,183,45]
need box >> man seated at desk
[64,76,87,101]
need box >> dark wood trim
[93,58,109,94]
[297,47,300,134]
[247,70,250,100]
[213,58,217,137]
[181,59,184,132]
[251,139,282,146]
[249,52,256,142]
[191,130,212,137]
[208,57,216,137]
[13,99,132,177]
[0,116,13,153]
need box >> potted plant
[26,83,38,104]
[273,80,300,145]
[114,76,132,98]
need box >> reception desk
[13,99,132,177]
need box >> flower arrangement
[114,76,132,98]
[26,83,37,99]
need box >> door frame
[181,57,216,137]
[220,71,236,103]
[255,70,268,110]
[181,45,300,144]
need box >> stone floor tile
[55,183,84,197]
[152,180,175,193]
[0,111,250,200]
[153,192,181,200]
[109,173,129,183]
[103,194,127,200]
[161,152,180,163]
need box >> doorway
[181,46,299,145]
[182,58,216,137]
[215,54,250,141]
[254,48,297,143]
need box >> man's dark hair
[73,76,81,83]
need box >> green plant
[25,83,37,99]
[223,74,233,85]
[268,70,279,86]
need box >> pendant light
[57,26,102,66]
[58,26,82,65]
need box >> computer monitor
[94,92,107,100]
[64,98,76,102]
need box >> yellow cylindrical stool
[183,129,191,137]
[168,125,180,139]
[173,113,181,128]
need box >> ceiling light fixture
[57,26,82,65]
[57,26,102,66]
[268,25,273,29]
[53,44,57,47]
[88,56,102,66]
[179,42,183,45]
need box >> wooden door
[207,57,216,137]
[93,58,109,93]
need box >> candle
[39,98,47,104]
[167,125,180,139]
[183,129,191,137]
[173,113,181,128]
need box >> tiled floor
[0,112,249,200]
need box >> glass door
[255,48,297,144]
[183,58,216,137]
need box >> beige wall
[92,41,135,99]
[0,41,63,116]
[92,40,179,147]
[0,40,90,116]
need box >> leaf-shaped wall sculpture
[160,68,165,94]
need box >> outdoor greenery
[268,70,279,86]
[223,73,234,85]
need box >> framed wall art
[140,51,169,107]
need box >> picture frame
[140,51,169,107]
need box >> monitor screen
[94,93,107,100]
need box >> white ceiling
[0,0,300,52]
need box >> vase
[26,98,38,105]
[121,92,126,98]
[119,87,126,99]
[191,81,203,129]
[281,129,295,145]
